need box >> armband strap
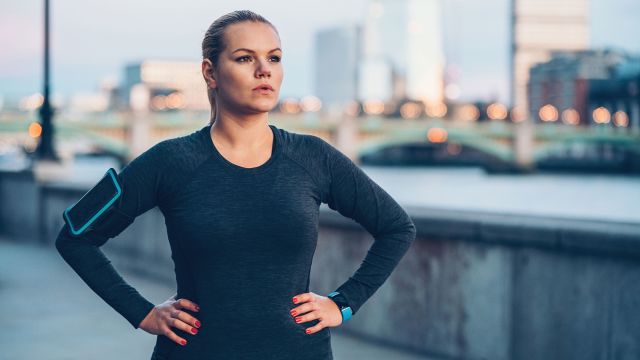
[63,168,133,240]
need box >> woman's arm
[321,140,417,316]
[56,224,156,329]
[55,142,168,329]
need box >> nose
[255,59,271,78]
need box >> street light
[36,0,58,161]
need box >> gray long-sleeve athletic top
[55,124,417,360]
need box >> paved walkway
[0,239,435,360]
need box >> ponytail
[208,87,217,125]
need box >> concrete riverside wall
[1,168,639,360]
[0,169,40,242]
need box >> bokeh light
[279,98,301,114]
[613,111,629,127]
[427,127,448,143]
[456,104,480,122]
[400,102,422,119]
[28,122,42,138]
[539,104,558,122]
[487,103,508,120]
[425,102,447,118]
[300,96,322,112]
[363,100,385,115]
[561,108,580,125]
[592,107,611,124]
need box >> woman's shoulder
[276,126,352,185]
[277,126,335,159]
[126,125,212,178]
[119,126,212,204]
[155,126,208,154]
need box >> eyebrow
[232,47,282,54]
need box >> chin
[248,100,278,113]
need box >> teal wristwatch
[327,291,352,323]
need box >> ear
[202,59,217,89]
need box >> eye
[270,55,281,63]
[236,55,252,63]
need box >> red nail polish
[195,306,200,311]
[290,310,297,316]
[180,340,187,346]
[295,317,301,323]
[293,297,298,303]
[305,329,311,334]
[195,321,201,328]
[191,328,198,334]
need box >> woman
[55,10,416,360]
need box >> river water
[361,166,640,224]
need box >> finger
[175,298,200,312]
[292,292,313,304]
[163,327,188,346]
[295,310,321,325]
[167,312,199,336]
[171,308,202,329]
[304,321,325,335]
[290,301,319,317]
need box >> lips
[253,83,274,91]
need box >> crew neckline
[201,123,282,175]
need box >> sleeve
[54,141,169,329]
[321,140,417,316]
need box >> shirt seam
[280,149,326,204]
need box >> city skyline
[1,0,639,105]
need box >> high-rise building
[359,0,445,104]
[510,0,589,116]
[406,0,444,104]
[314,25,361,112]
[529,49,640,131]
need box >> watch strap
[328,291,352,322]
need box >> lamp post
[36,0,58,161]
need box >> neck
[210,107,272,151]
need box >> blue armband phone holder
[63,168,131,238]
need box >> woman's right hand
[138,296,202,346]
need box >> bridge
[1,111,639,168]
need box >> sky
[1,0,639,104]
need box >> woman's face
[206,21,283,115]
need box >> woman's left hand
[290,292,343,334]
